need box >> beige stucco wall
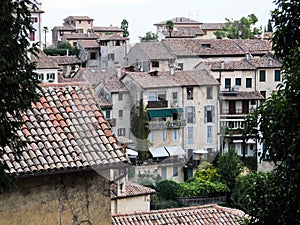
[111,195,151,214]
[0,170,111,225]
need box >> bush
[156,180,181,200]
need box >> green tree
[121,19,129,37]
[0,0,40,192]
[216,149,243,206]
[244,0,300,224]
[165,20,174,38]
[130,99,150,163]
[194,162,218,181]
[139,31,158,42]
[214,14,262,39]
[44,41,78,56]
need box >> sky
[41,0,276,44]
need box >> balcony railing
[147,100,168,108]
[148,119,186,130]
[220,120,245,136]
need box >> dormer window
[202,43,211,49]
[46,73,55,82]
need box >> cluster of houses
[0,4,280,224]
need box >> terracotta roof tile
[1,85,128,175]
[111,182,156,199]
[112,204,245,225]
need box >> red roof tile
[1,85,128,175]
[111,182,156,199]
[112,204,245,225]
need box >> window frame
[259,70,266,82]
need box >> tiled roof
[112,204,245,225]
[132,42,173,60]
[94,26,123,32]
[247,56,282,68]
[49,55,81,65]
[165,39,246,56]
[124,70,218,89]
[162,26,204,38]
[220,91,265,100]
[154,17,202,25]
[77,67,117,86]
[233,39,272,55]
[201,23,224,30]
[111,182,156,199]
[64,16,93,21]
[205,60,256,71]
[52,26,76,31]
[0,84,128,175]
[104,76,128,93]
[31,50,60,69]
[62,33,99,40]
[78,40,99,48]
[98,34,129,41]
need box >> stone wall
[0,170,111,225]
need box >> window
[235,78,241,86]
[108,53,115,61]
[152,61,159,68]
[148,91,166,101]
[275,70,281,81]
[149,132,155,142]
[118,128,126,136]
[118,93,123,101]
[90,52,96,60]
[246,78,252,88]
[31,17,38,23]
[259,70,266,82]
[205,105,215,123]
[173,165,178,177]
[162,131,167,141]
[161,167,167,179]
[207,125,213,144]
[172,92,178,105]
[178,63,184,70]
[148,91,157,101]
[157,91,166,101]
[250,100,256,105]
[172,130,178,141]
[118,110,123,118]
[187,87,193,100]
[207,87,213,99]
[105,110,111,119]
[225,78,231,89]
[30,31,35,41]
[187,127,194,144]
[186,106,195,123]
[78,20,81,24]
[46,73,55,81]
[37,73,44,81]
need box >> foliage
[239,156,257,172]
[44,41,78,56]
[0,0,40,192]
[150,194,182,210]
[232,172,281,224]
[243,0,300,224]
[121,19,129,37]
[214,14,262,39]
[217,149,243,191]
[178,177,229,198]
[130,99,150,162]
[165,20,174,38]
[139,31,158,42]
[194,162,219,181]
[155,180,181,200]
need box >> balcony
[220,119,245,136]
[148,119,187,130]
[147,100,168,108]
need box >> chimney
[170,66,175,75]
[114,62,122,78]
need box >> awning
[246,139,256,144]
[171,108,183,113]
[149,147,169,158]
[127,148,138,156]
[165,146,185,156]
[193,149,208,154]
[147,109,172,118]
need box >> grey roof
[49,56,81,65]
[247,56,282,68]
[201,23,224,30]
[162,26,204,38]
[62,33,99,40]
[154,17,202,25]
[220,91,265,100]
[132,42,174,60]
[233,39,272,55]
[94,26,123,32]
[31,50,60,69]
[78,40,99,48]
[64,16,93,21]
[205,60,256,71]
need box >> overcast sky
[41,0,276,44]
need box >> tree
[43,26,48,49]
[43,41,78,56]
[165,20,174,38]
[214,14,262,39]
[130,99,150,163]
[121,19,129,37]
[244,0,300,224]
[139,31,158,42]
[216,149,243,206]
[0,0,40,192]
